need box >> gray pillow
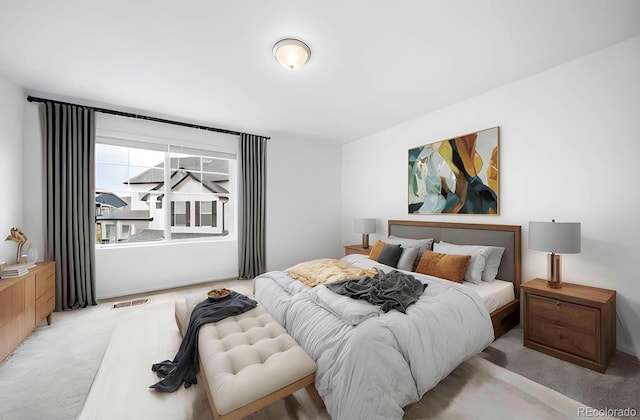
[376,244,403,268]
[386,236,434,270]
[397,246,419,272]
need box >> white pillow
[436,241,505,282]
[481,246,505,282]
[433,241,490,284]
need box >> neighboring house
[95,193,153,244]
[124,156,231,238]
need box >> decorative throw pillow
[369,240,388,261]
[386,236,434,270]
[436,241,505,282]
[415,250,471,283]
[433,242,490,284]
[376,244,403,268]
[396,246,420,271]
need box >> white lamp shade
[529,221,581,254]
[273,38,311,70]
[354,218,376,234]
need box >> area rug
[77,299,608,420]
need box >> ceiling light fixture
[272,38,311,70]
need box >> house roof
[95,191,128,208]
[126,157,228,184]
[139,169,229,202]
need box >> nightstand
[521,279,616,373]
[344,244,371,256]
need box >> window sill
[96,236,237,249]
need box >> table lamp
[354,218,376,249]
[528,220,581,289]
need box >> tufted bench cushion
[175,294,322,419]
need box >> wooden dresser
[0,262,55,362]
[343,244,371,256]
[522,278,616,373]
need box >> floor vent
[112,298,148,309]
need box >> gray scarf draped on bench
[326,270,426,313]
[150,291,257,392]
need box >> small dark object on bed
[327,270,426,313]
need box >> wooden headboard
[388,220,521,298]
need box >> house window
[95,139,235,246]
[171,201,191,227]
[121,224,131,239]
[195,201,217,227]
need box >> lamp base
[362,234,370,249]
[547,253,562,289]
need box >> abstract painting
[408,127,499,215]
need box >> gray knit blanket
[326,270,426,313]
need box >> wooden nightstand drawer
[521,278,616,373]
[527,294,598,334]
[528,321,597,360]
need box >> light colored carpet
[0,281,613,420]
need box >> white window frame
[95,129,237,248]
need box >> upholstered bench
[175,295,323,420]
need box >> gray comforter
[254,255,494,420]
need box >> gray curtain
[41,102,97,310]
[239,134,267,279]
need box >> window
[196,201,217,227]
[95,140,235,245]
[171,201,190,227]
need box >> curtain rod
[27,95,270,140]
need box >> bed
[254,220,521,419]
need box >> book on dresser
[0,262,36,278]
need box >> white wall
[267,133,342,271]
[342,36,640,357]
[0,72,24,264]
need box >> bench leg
[305,383,325,409]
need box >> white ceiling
[1,0,639,143]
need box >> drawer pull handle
[556,302,560,309]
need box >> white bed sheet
[461,279,515,313]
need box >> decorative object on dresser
[0,261,56,362]
[528,220,581,288]
[521,279,615,373]
[343,244,371,256]
[353,218,376,248]
[4,227,28,264]
[408,127,499,215]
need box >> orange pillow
[415,250,471,283]
[368,240,388,260]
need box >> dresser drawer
[36,287,54,323]
[527,294,598,334]
[528,321,598,361]
[35,265,55,299]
